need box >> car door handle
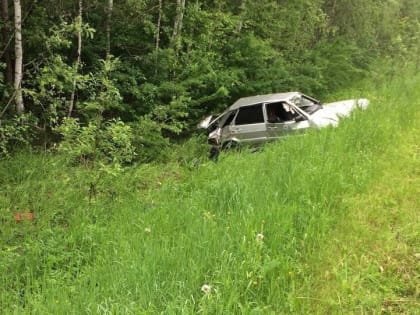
[268,126,278,130]
[231,129,241,133]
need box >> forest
[1,0,419,163]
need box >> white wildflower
[201,284,212,295]
[256,233,264,242]
[144,227,151,233]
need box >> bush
[56,118,136,165]
[0,114,35,157]
[130,116,172,163]
[101,119,136,164]
[56,116,175,165]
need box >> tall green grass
[0,70,419,314]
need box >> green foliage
[130,116,172,163]
[101,119,136,164]
[0,114,36,157]
[295,39,369,95]
[26,55,80,125]
[225,34,291,95]
[55,118,99,163]
[80,57,124,120]
[56,118,135,165]
[25,20,94,126]
[3,0,420,162]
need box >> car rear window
[235,104,264,125]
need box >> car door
[265,102,310,140]
[226,104,267,144]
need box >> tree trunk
[1,0,13,84]
[154,0,162,73]
[236,0,246,33]
[105,0,113,59]
[155,0,162,53]
[13,0,24,114]
[68,0,82,117]
[171,0,185,51]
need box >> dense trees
[0,0,419,160]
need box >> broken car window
[235,104,264,125]
[290,95,322,114]
[266,102,296,122]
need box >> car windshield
[290,95,322,114]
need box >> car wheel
[222,141,239,151]
[209,146,220,160]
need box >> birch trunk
[171,0,185,51]
[13,0,24,114]
[68,0,82,117]
[154,0,162,73]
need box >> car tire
[209,146,220,160]
[222,141,239,151]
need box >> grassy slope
[289,72,419,314]
[0,71,419,314]
[296,107,420,314]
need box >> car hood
[323,98,369,116]
[309,98,369,127]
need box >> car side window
[266,102,296,122]
[234,104,264,125]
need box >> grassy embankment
[0,69,419,314]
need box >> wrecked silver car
[198,92,369,156]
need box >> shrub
[56,118,135,165]
[0,114,35,157]
[101,119,136,164]
[130,116,172,163]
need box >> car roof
[228,92,300,111]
